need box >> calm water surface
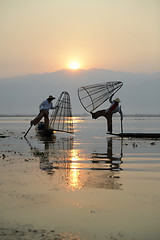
[0,116,160,240]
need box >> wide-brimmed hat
[48,95,55,100]
[114,98,121,103]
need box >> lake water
[0,116,160,240]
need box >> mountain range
[0,69,160,115]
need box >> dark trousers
[91,110,113,133]
[31,109,49,130]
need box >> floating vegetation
[133,142,138,148]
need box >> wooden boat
[36,122,54,136]
[23,91,74,138]
[110,132,160,139]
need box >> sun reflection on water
[65,149,84,191]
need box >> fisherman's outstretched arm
[109,93,114,103]
[51,104,59,109]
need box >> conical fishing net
[78,81,123,112]
[49,91,74,134]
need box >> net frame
[49,91,74,134]
[78,81,123,113]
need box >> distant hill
[0,69,160,115]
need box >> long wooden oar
[24,125,32,138]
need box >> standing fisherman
[31,95,56,131]
[91,94,123,134]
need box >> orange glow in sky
[0,0,159,78]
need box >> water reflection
[26,135,123,190]
[64,149,85,190]
[32,134,74,174]
[92,137,123,171]
[86,137,123,190]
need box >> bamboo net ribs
[78,81,123,112]
[49,91,74,134]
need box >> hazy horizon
[0,67,160,81]
[0,69,160,116]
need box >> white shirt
[39,100,54,111]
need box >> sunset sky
[0,0,160,78]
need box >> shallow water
[0,116,160,239]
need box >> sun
[69,62,80,70]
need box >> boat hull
[36,129,54,136]
[109,133,160,138]
[35,122,54,136]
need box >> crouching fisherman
[31,95,56,131]
[91,94,123,134]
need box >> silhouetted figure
[31,95,56,130]
[91,94,123,133]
